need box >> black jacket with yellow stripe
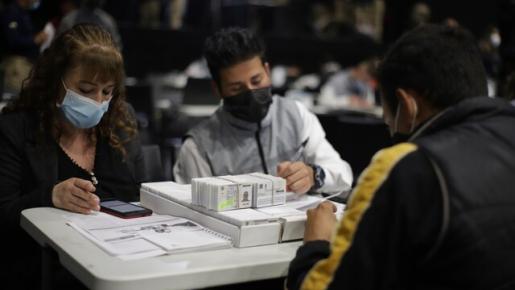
[287,97,515,290]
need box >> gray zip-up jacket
[174,96,352,194]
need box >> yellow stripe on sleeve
[300,143,418,290]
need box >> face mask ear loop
[61,79,69,91]
[409,98,418,133]
[57,79,69,108]
[393,102,401,135]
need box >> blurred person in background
[58,0,121,48]
[318,58,377,110]
[498,0,515,100]
[1,0,49,94]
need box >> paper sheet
[67,221,166,260]
[65,211,231,260]
[256,206,305,217]
[66,211,174,230]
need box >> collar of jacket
[409,96,515,142]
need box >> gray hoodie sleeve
[173,138,212,184]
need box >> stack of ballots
[191,173,286,211]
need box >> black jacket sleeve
[0,114,53,231]
[123,103,145,184]
[287,240,331,289]
[287,151,443,290]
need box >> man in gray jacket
[174,27,352,195]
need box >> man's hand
[52,178,100,214]
[304,201,337,242]
[277,161,314,194]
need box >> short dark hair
[377,24,488,112]
[203,27,266,85]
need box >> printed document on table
[65,211,231,260]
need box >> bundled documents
[191,173,286,211]
[65,211,232,260]
[249,173,286,205]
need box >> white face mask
[58,80,111,129]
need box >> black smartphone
[100,199,152,219]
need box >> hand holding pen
[276,141,314,195]
[51,178,100,214]
[277,161,314,195]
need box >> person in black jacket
[287,24,515,290]
[0,23,143,289]
[0,0,48,60]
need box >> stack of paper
[65,211,232,260]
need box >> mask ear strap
[410,98,418,133]
[57,79,69,107]
[393,102,401,134]
[61,79,69,91]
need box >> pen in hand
[297,192,342,211]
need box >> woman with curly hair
[0,23,143,289]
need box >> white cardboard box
[140,182,345,247]
[141,189,282,247]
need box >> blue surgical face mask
[58,80,111,129]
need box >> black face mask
[223,87,273,123]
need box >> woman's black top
[57,138,140,201]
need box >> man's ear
[211,81,222,99]
[395,88,418,120]
[393,88,421,133]
[264,62,271,76]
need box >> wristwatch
[310,164,326,190]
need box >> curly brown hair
[2,23,136,156]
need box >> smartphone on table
[100,198,152,219]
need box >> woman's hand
[52,178,100,214]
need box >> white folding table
[21,207,302,290]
